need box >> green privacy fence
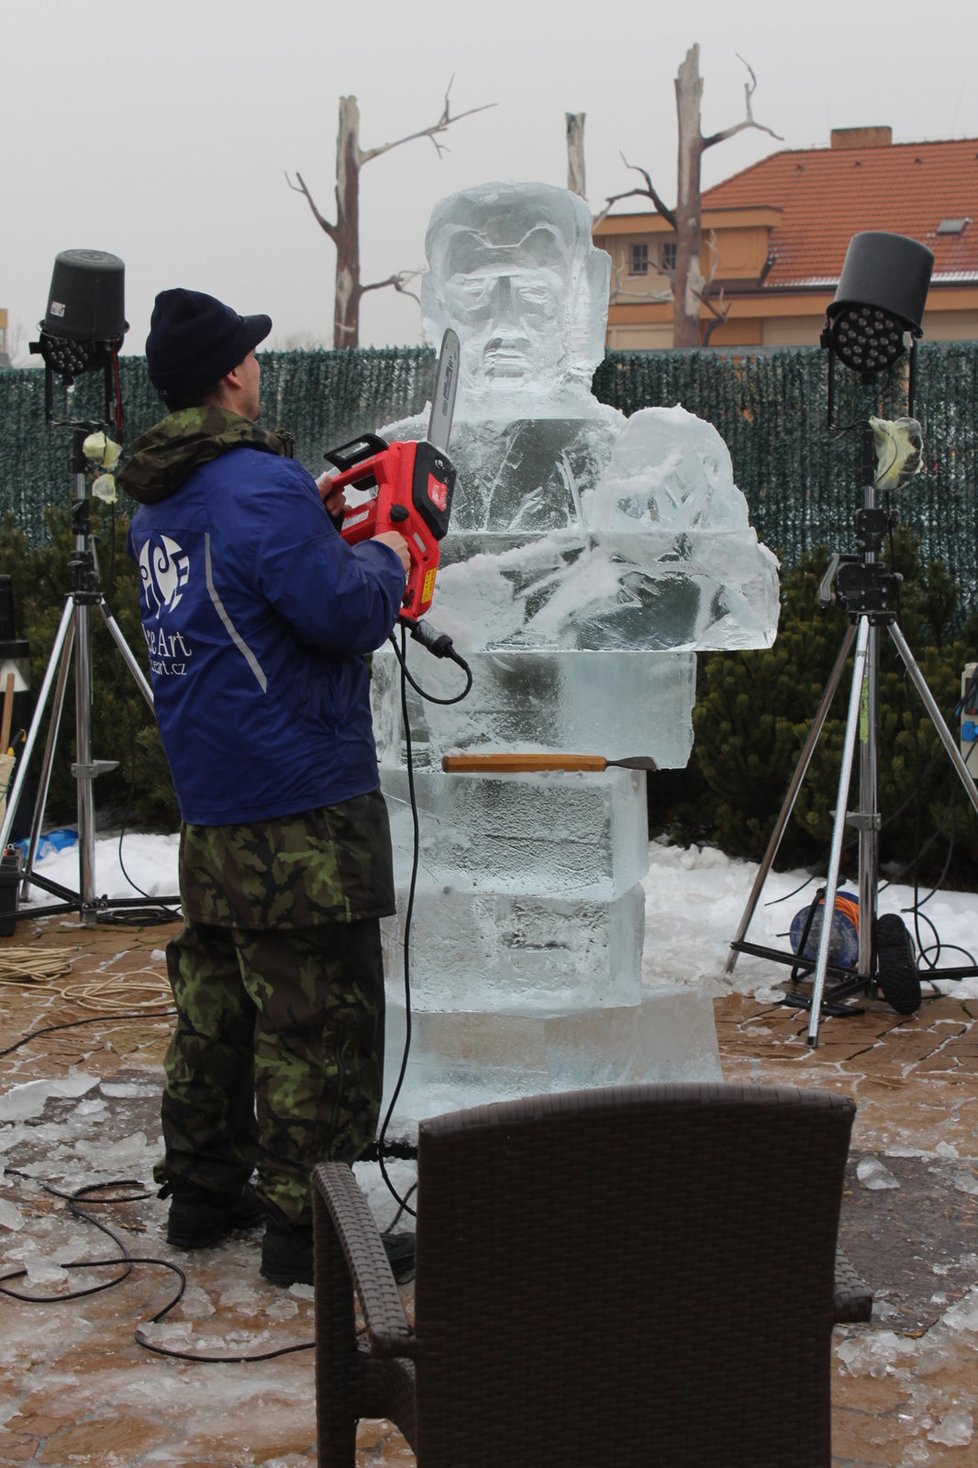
[0,347,437,545]
[2,342,977,605]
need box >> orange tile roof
[701,137,978,286]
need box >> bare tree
[287,83,494,349]
[566,112,586,198]
[598,45,781,347]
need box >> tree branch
[691,234,728,338]
[285,170,337,241]
[358,77,496,165]
[598,152,677,230]
[693,284,728,324]
[702,55,783,152]
[700,287,729,346]
[359,270,422,305]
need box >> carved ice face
[442,264,566,385]
[421,183,611,413]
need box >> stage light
[32,248,127,384]
[823,231,933,377]
[29,249,127,427]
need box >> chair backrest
[411,1081,855,1468]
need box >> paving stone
[830,1405,918,1466]
[830,1366,912,1414]
[37,1413,161,1462]
[357,1419,415,1461]
[934,1037,978,1058]
[3,1408,77,1438]
[0,1429,45,1462]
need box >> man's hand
[316,469,347,527]
[318,469,410,576]
[373,531,411,576]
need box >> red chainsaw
[326,329,460,623]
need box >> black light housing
[823,232,933,376]
[32,249,127,385]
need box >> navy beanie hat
[146,288,272,401]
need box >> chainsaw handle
[324,433,388,472]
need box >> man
[120,288,411,1286]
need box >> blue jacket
[124,417,405,825]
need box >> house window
[660,239,677,272]
[629,242,649,275]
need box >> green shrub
[0,505,178,833]
[658,529,978,888]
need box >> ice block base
[381,985,721,1134]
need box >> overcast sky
[3,0,974,363]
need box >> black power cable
[373,620,472,1219]
[0,1171,315,1364]
[0,1009,176,1060]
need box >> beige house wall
[760,315,824,347]
[606,322,675,350]
[919,310,978,342]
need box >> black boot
[259,1211,416,1287]
[163,1180,265,1250]
[874,913,922,1015]
[260,1206,313,1287]
[382,1231,416,1284]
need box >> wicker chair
[312,1082,871,1467]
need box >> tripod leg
[0,598,75,858]
[807,618,871,1047]
[857,623,881,975]
[21,614,77,900]
[888,622,978,816]
[97,601,154,709]
[725,623,857,974]
[74,601,97,908]
[71,599,153,911]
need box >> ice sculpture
[374,183,779,1128]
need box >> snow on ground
[642,837,978,999]
[21,829,978,999]
[19,830,182,908]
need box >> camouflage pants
[156,917,385,1225]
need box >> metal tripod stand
[0,423,168,921]
[725,463,978,1047]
